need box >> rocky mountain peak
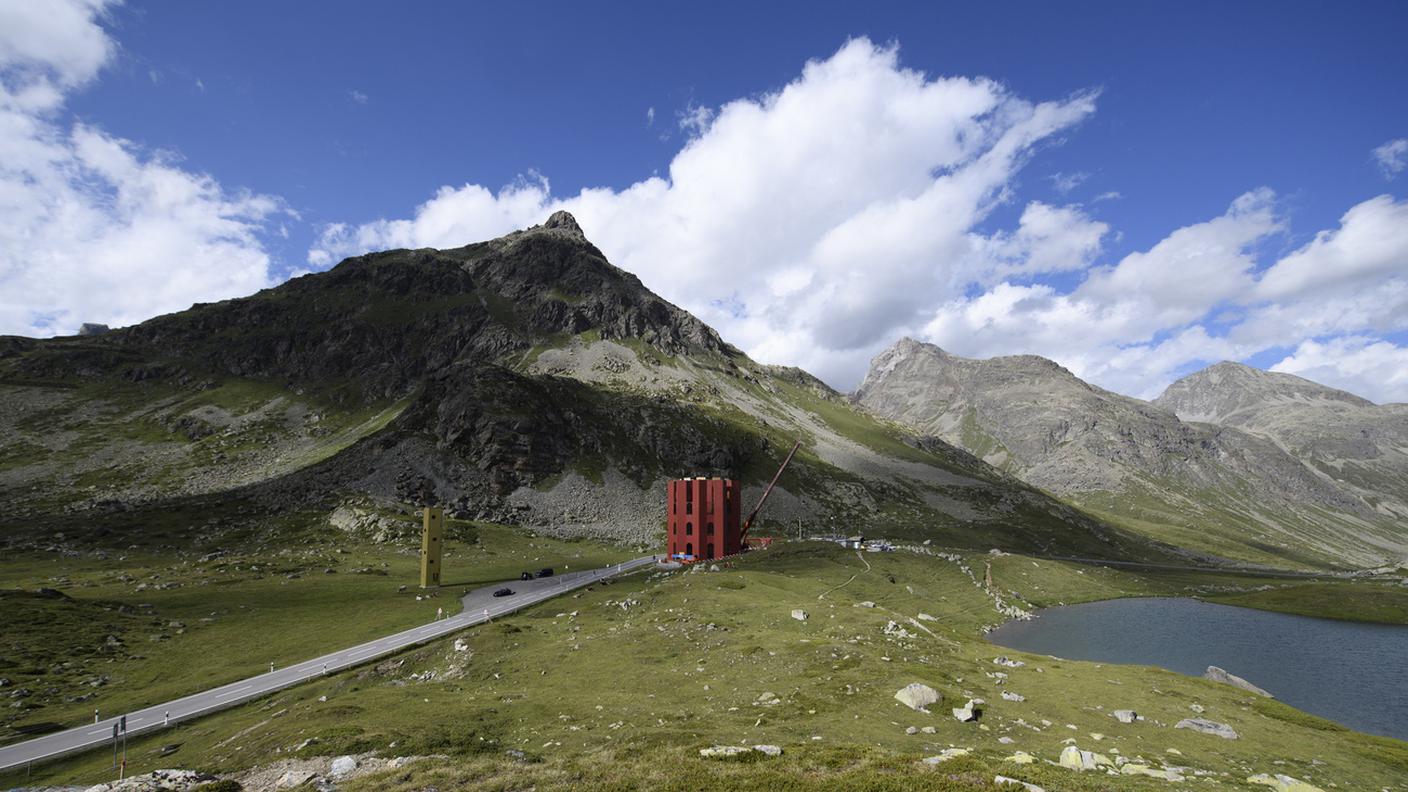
[1155,361,1373,425]
[542,210,585,236]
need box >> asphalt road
[0,555,659,774]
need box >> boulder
[1247,773,1325,791]
[78,323,110,336]
[1058,746,1112,771]
[952,699,979,722]
[329,755,358,778]
[752,744,783,756]
[453,638,470,652]
[791,609,808,621]
[854,601,876,608]
[993,656,1025,668]
[1204,665,1273,697]
[1175,718,1239,739]
[1001,691,1025,702]
[905,726,918,735]
[1112,709,1138,723]
[699,745,750,758]
[1004,751,1036,764]
[894,683,941,712]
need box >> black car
[493,587,514,597]
[536,568,554,578]
[519,571,534,581]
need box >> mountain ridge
[853,337,1408,567]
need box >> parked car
[493,588,514,597]
[536,568,554,578]
[519,571,534,581]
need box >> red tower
[666,477,741,561]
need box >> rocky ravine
[853,338,1408,568]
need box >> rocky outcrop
[1203,665,1273,697]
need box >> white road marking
[214,685,252,700]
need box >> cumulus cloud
[921,190,1281,396]
[1255,194,1408,301]
[309,38,1100,385]
[0,0,286,337]
[1373,138,1407,179]
[923,188,1408,399]
[1272,337,1408,404]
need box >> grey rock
[752,744,782,756]
[1112,709,1138,723]
[894,683,941,712]
[329,755,358,778]
[1204,665,1273,698]
[1175,717,1239,739]
[78,323,110,336]
[699,745,750,758]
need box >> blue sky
[3,1,1407,400]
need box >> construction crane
[740,439,802,549]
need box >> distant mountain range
[854,338,1408,568]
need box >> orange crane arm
[740,439,802,546]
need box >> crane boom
[740,439,802,546]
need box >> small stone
[905,726,918,735]
[1112,709,1137,723]
[791,609,808,621]
[1004,751,1036,764]
[752,744,782,756]
[920,725,936,734]
[1001,691,1025,702]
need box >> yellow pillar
[420,507,444,588]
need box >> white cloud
[1048,170,1088,194]
[1271,336,1408,404]
[309,37,1099,385]
[349,89,368,105]
[0,0,287,337]
[1255,194,1408,301]
[974,201,1108,280]
[1373,138,1407,179]
[645,106,654,127]
[0,0,115,107]
[921,187,1408,399]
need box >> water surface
[987,597,1408,740]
